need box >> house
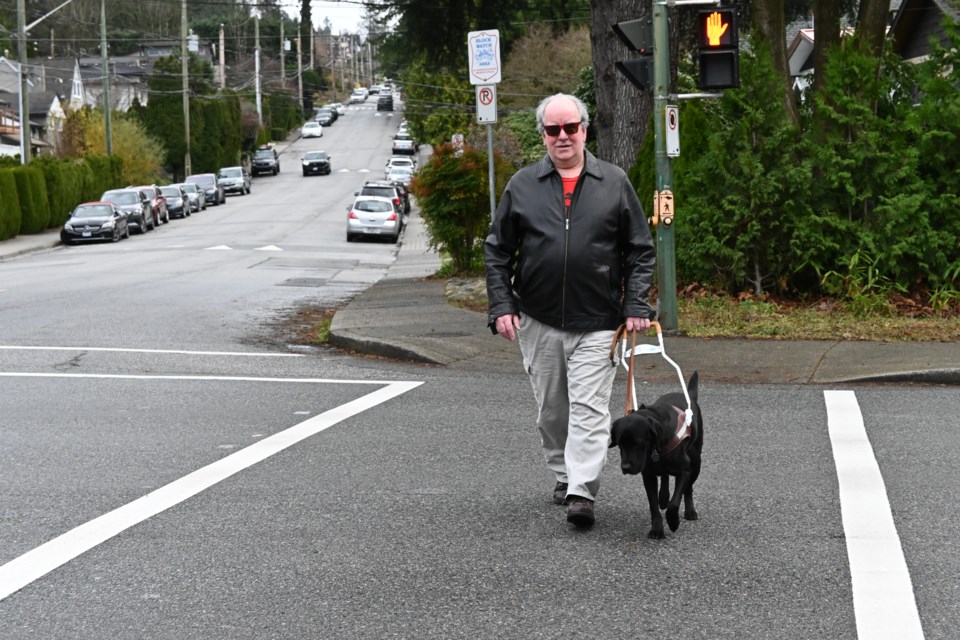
[0,56,48,158]
[889,0,960,62]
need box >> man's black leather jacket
[484,150,656,333]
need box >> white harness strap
[618,327,692,428]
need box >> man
[484,93,656,528]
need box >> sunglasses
[543,121,582,137]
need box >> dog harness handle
[610,322,693,427]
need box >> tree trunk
[589,0,652,172]
[855,0,891,58]
[812,0,841,95]
[751,0,799,124]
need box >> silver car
[218,166,252,196]
[173,182,205,212]
[346,196,402,243]
[386,166,414,187]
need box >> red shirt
[562,176,578,208]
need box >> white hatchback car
[346,195,402,243]
[384,156,417,179]
[302,121,323,138]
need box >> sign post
[467,30,501,220]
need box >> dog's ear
[609,419,622,447]
[686,371,699,401]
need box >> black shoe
[553,482,568,505]
[566,496,595,527]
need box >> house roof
[890,0,960,58]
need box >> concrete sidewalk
[329,212,960,385]
[4,214,959,385]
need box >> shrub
[410,143,514,276]
[0,170,22,240]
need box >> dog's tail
[687,371,699,402]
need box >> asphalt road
[1,100,958,639]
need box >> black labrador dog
[609,371,703,539]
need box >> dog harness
[653,405,692,460]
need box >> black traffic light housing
[697,9,740,90]
[613,17,654,92]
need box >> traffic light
[614,18,654,93]
[697,9,739,90]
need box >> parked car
[391,132,417,155]
[302,121,323,138]
[377,93,394,111]
[60,202,129,245]
[173,182,205,212]
[251,145,280,176]
[218,166,251,196]
[185,173,226,206]
[158,185,190,218]
[302,150,332,176]
[346,195,402,243]
[100,188,153,233]
[327,102,346,116]
[384,156,416,178]
[356,180,409,216]
[314,108,336,126]
[132,184,170,225]
[386,166,414,187]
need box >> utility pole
[181,0,191,177]
[255,15,262,125]
[100,0,112,155]
[309,28,314,69]
[17,0,29,164]
[280,21,285,82]
[330,36,337,99]
[296,33,303,114]
[16,0,76,164]
[219,24,225,90]
[367,41,372,86]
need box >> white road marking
[0,375,423,601]
[0,372,402,385]
[0,345,302,357]
[254,245,283,251]
[824,390,925,639]
[205,245,232,250]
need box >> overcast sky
[309,1,368,35]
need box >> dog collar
[654,406,690,459]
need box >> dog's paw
[684,508,699,521]
[647,527,665,540]
[666,506,680,531]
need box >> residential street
[1,100,958,640]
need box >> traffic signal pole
[616,1,728,332]
[652,0,678,331]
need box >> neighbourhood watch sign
[467,30,502,85]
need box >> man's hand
[495,314,521,341]
[624,316,651,333]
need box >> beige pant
[518,315,618,501]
